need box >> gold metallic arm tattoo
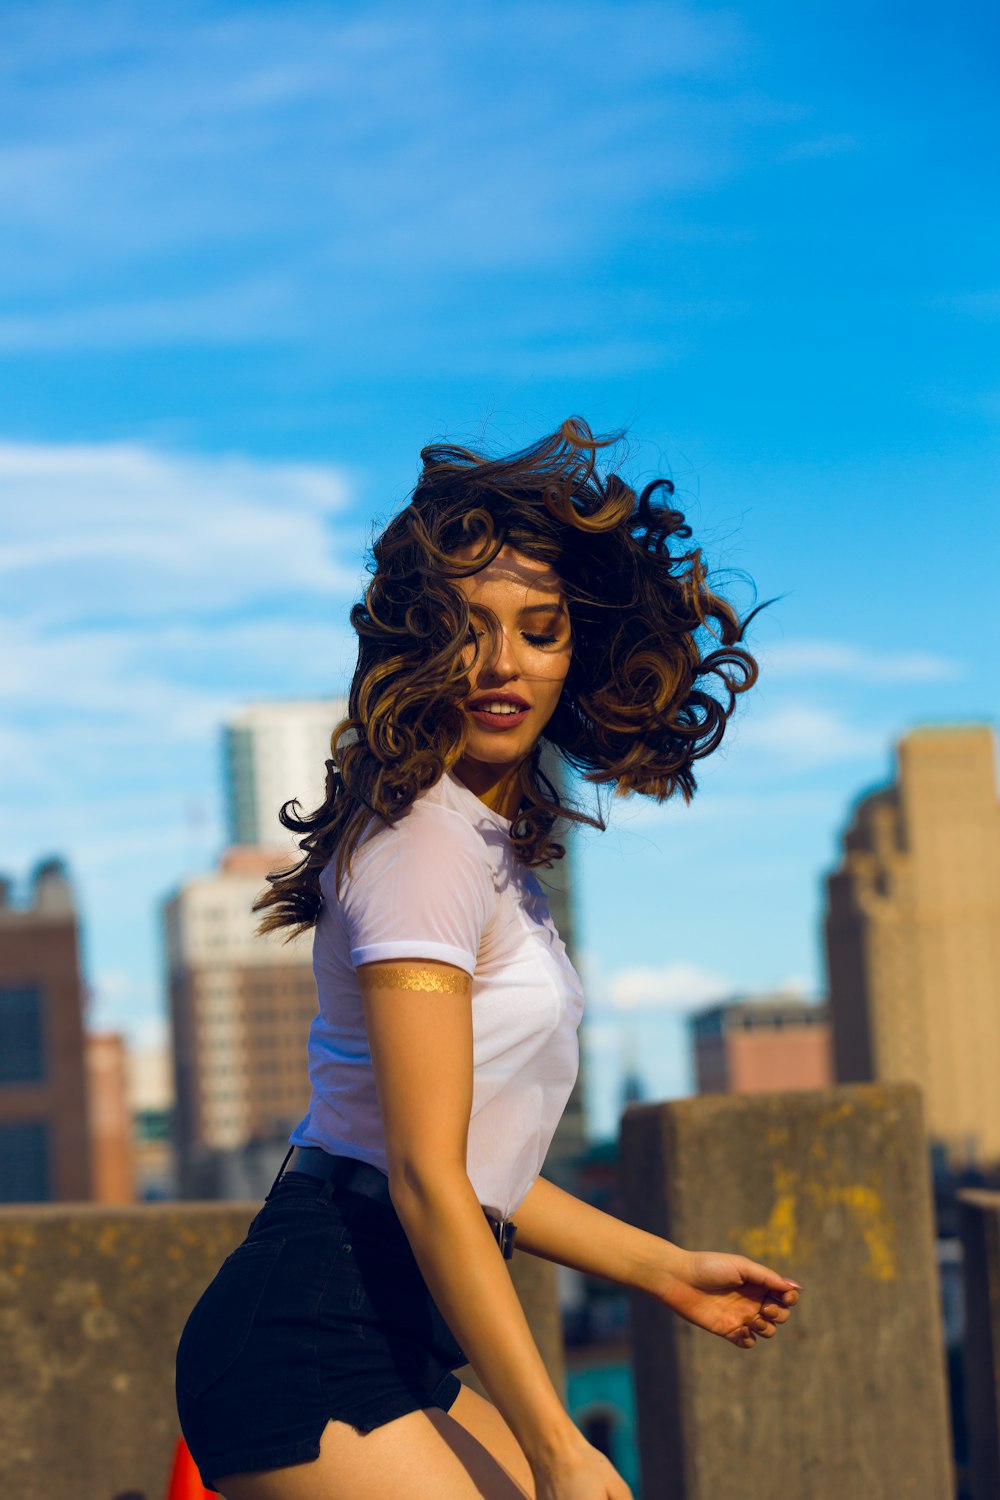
[356,964,472,995]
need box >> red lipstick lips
[466,692,530,732]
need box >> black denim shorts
[174,1169,467,1491]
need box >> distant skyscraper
[0,860,92,1201]
[536,745,589,1172]
[165,847,316,1195]
[825,724,1000,1167]
[223,699,347,850]
[86,1032,135,1204]
[690,993,832,1095]
[126,1038,176,1200]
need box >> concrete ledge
[619,1082,954,1500]
[0,1202,255,1500]
[0,1202,563,1500]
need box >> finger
[742,1261,802,1295]
[760,1304,791,1324]
[751,1316,777,1338]
[758,1285,799,1309]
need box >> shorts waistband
[284,1145,518,1260]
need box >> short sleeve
[338,804,496,977]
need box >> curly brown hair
[255,418,771,937]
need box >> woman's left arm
[513,1173,684,1293]
[514,1175,802,1348]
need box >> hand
[655,1249,802,1349]
[530,1429,634,1500]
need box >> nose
[478,624,520,684]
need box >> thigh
[213,1403,533,1500]
[447,1383,535,1497]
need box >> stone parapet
[0,1201,562,1500]
[619,1082,954,1500]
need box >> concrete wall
[957,1188,1000,1500]
[0,1202,563,1500]
[620,1082,954,1500]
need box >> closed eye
[523,633,559,646]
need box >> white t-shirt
[289,767,584,1217]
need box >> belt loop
[316,1176,337,1204]
[264,1143,295,1201]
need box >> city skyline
[2,1,997,1142]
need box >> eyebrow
[519,602,568,617]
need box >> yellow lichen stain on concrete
[732,1161,897,1280]
[818,1101,854,1128]
[95,1223,122,1257]
[735,1166,798,1263]
[807,1181,897,1281]
[0,1224,39,1255]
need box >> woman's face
[453,543,573,784]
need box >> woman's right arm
[358,958,633,1500]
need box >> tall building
[86,1032,135,1204]
[165,847,316,1195]
[223,699,347,851]
[0,860,92,1201]
[126,1038,176,1200]
[825,724,1000,1167]
[536,743,590,1173]
[689,993,833,1095]
[537,836,589,1171]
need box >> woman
[175,420,801,1500]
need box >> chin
[466,742,525,765]
[464,732,534,765]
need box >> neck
[452,756,523,821]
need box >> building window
[0,985,45,1084]
[0,1121,50,1202]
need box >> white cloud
[0,617,355,735]
[576,953,734,1016]
[607,778,844,834]
[611,960,733,1013]
[0,439,356,622]
[0,437,358,881]
[757,639,962,683]
[772,974,814,998]
[0,277,304,353]
[735,703,886,767]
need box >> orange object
[165,1436,217,1498]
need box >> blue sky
[2,0,997,1140]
